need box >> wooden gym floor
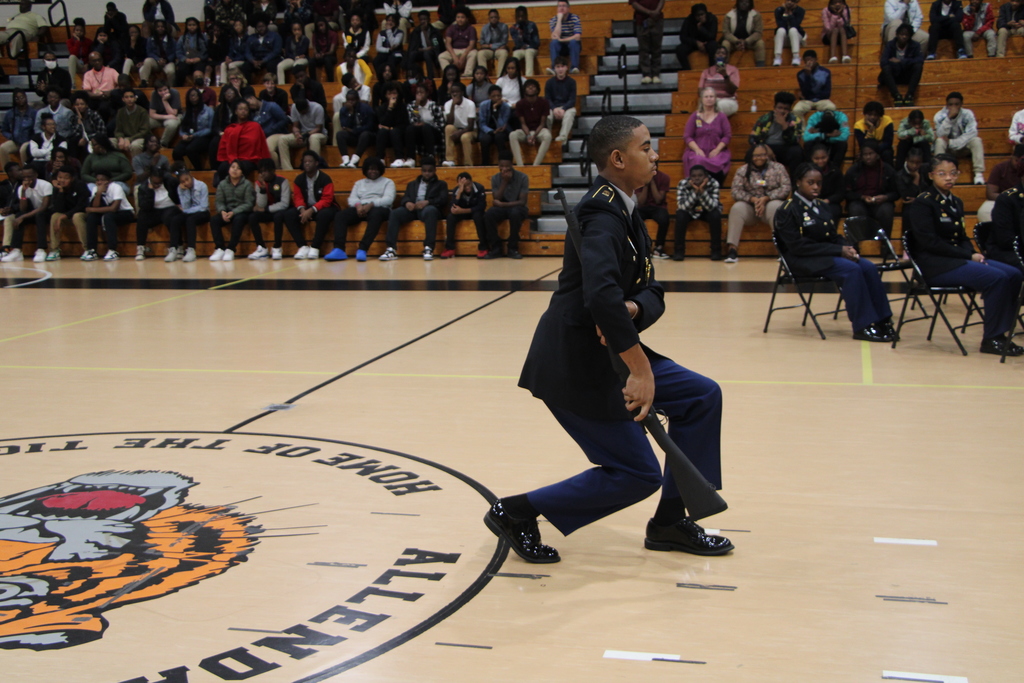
[1,257,1021,683]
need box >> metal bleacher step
[598,54,682,73]
[591,72,679,90]
[610,19,683,37]
[607,35,682,54]
[576,113,666,135]
[535,216,569,233]
[581,92,673,115]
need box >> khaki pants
[277,133,328,170]
[476,48,509,77]
[50,212,88,252]
[116,137,147,156]
[123,57,138,77]
[219,60,245,85]
[547,107,577,143]
[963,28,996,57]
[68,55,88,85]
[444,124,478,165]
[0,29,35,58]
[882,20,929,52]
[0,139,20,165]
[140,58,175,85]
[792,99,837,118]
[512,48,538,76]
[717,97,740,117]
[277,57,309,84]
[997,27,1024,57]
[727,199,784,247]
[934,136,985,175]
[439,48,479,76]
[722,36,766,65]
[774,27,805,60]
[149,116,182,147]
[510,128,553,166]
[977,199,995,223]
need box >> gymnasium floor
[1,257,1021,683]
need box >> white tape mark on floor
[2,266,52,289]
[874,537,938,546]
[604,650,679,662]
[882,670,968,682]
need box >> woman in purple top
[683,87,732,183]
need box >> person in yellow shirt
[853,101,895,167]
[0,1,47,59]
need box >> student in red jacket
[214,99,271,182]
[66,18,93,84]
[283,151,339,260]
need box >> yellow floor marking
[861,341,874,385]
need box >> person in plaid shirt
[674,165,724,261]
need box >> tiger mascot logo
[0,470,259,651]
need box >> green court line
[861,341,874,385]
[0,266,300,344]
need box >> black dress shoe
[671,251,685,261]
[709,251,724,261]
[482,249,502,259]
[644,517,734,556]
[484,501,560,563]
[853,325,890,342]
[507,248,522,259]
[980,336,1024,356]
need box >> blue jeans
[819,256,893,331]
[928,259,1023,339]
[549,39,581,70]
[527,357,723,536]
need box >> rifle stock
[554,188,727,521]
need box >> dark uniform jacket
[774,193,846,276]
[988,183,1024,270]
[519,176,666,421]
[903,187,974,280]
[400,176,449,211]
[50,179,91,215]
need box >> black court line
[371,511,421,516]
[307,562,367,568]
[435,642,494,650]
[490,572,551,579]
[227,627,285,634]
[677,583,738,591]
[653,658,706,664]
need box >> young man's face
[524,84,538,98]
[489,90,503,106]
[43,120,56,136]
[451,90,463,104]
[303,155,318,175]
[47,91,60,108]
[554,62,568,78]
[179,174,194,190]
[421,164,436,182]
[499,159,514,178]
[259,169,275,184]
[896,30,910,46]
[616,124,658,189]
[489,12,499,25]
[690,168,707,186]
[366,165,381,180]
[861,147,880,167]
[804,54,818,70]
[455,12,467,26]
[14,91,27,108]
[557,1,570,15]
[54,172,71,189]
[864,112,880,127]
[946,98,962,116]
[905,155,922,173]
[123,91,136,107]
[774,102,791,118]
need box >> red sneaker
[440,249,456,259]
[477,250,489,258]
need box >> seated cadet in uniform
[775,162,895,341]
[977,144,1023,222]
[673,164,724,261]
[903,153,1024,355]
[986,173,1024,273]
[844,140,899,237]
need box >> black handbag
[844,8,857,39]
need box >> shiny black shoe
[507,248,523,260]
[644,517,734,556]
[980,336,1024,356]
[853,325,891,342]
[484,501,560,563]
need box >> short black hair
[803,49,817,60]
[689,164,708,175]
[932,153,958,168]
[302,151,318,164]
[774,91,796,107]
[421,155,436,168]
[906,146,924,160]
[588,115,645,171]
[457,171,472,181]
[946,91,963,103]
[523,79,540,93]
[908,108,924,122]
[488,85,503,95]
[863,101,884,117]
[57,166,77,178]
[896,23,913,36]
[792,162,820,183]
[362,156,385,176]
[1014,144,1024,157]
[93,169,111,179]
[4,161,21,175]
[498,151,514,163]
[257,158,277,174]
[860,139,880,152]
[39,113,54,124]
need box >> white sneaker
[545,67,555,75]
[841,55,851,64]
[423,246,434,260]
[182,247,197,262]
[135,245,146,261]
[379,247,397,261]
[391,158,405,167]
[249,245,269,260]
[828,56,838,64]
[347,156,360,168]
[2,248,23,262]
[80,249,98,261]
[307,247,320,259]
[792,57,802,66]
[652,76,661,84]
[33,248,46,263]
[271,247,282,260]
[164,248,178,262]
[640,76,652,84]
[45,250,60,261]
[772,56,782,66]
[295,245,311,259]
[974,173,985,185]
[222,248,235,261]
[403,158,416,167]
[209,248,225,261]
[342,155,351,167]
[442,160,456,167]
[570,67,580,74]
[103,250,119,261]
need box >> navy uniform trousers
[929,259,1023,339]
[527,356,723,536]
[820,256,893,331]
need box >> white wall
[0,1,208,29]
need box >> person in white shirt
[27,115,67,177]
[1009,107,1024,144]
[332,72,372,141]
[327,156,397,261]
[384,0,413,36]
[934,91,986,184]
[442,82,477,166]
[883,0,930,48]
[495,57,525,106]
[1,166,52,263]
[82,170,135,261]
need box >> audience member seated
[83,52,121,121]
[212,0,247,34]
[27,116,67,179]
[210,159,257,261]
[0,166,52,264]
[698,46,741,117]
[727,144,791,262]
[406,84,444,165]
[773,0,806,66]
[113,90,150,157]
[148,84,183,148]
[635,162,671,258]
[226,69,257,100]
[775,162,896,341]
[47,148,81,184]
[35,52,73,102]
[67,19,94,85]
[376,84,412,168]
[277,94,327,171]
[290,66,327,109]
[47,167,90,262]
[215,100,271,182]
[632,0,666,83]
[135,166,181,261]
[311,19,340,82]
[336,90,375,169]
[94,28,125,74]
[248,159,291,261]
[208,85,240,167]
[177,17,209,86]
[496,58,526,107]
[442,171,486,259]
[260,74,290,112]
[927,0,968,59]
[332,74,371,140]
[125,25,148,80]
[997,0,1024,56]
[962,0,997,56]
[483,153,529,259]
[478,86,513,164]
[934,91,985,184]
[548,0,583,74]
[279,22,310,84]
[142,0,176,39]
[845,140,899,236]
[884,0,930,49]
[173,89,215,171]
[896,109,935,167]
[381,156,449,261]
[793,50,836,118]
[244,17,283,83]
[101,3,130,49]
[372,66,400,107]
[672,164,724,261]
[987,170,1024,271]
[407,10,444,79]
[808,143,845,222]
[1008,106,1024,144]
[684,87,732,185]
[854,101,895,166]
[821,0,854,64]
[677,3,720,71]
[749,91,804,170]
[283,151,338,260]
[35,89,76,143]
[510,6,541,76]
[0,89,34,167]
[64,96,101,163]
[337,46,373,87]
[904,154,1023,355]
[880,24,925,107]
[546,58,578,144]
[142,20,177,86]
[82,169,135,261]
[978,144,1023,221]
[896,146,929,217]
[443,83,478,167]
[510,79,552,167]
[437,65,464,107]
[106,75,149,138]
[131,135,171,182]
[344,13,372,60]
[478,9,510,78]
[81,136,133,191]
[375,15,406,80]
[0,0,47,59]
[804,109,849,170]
[723,0,767,67]
[332,157,396,262]
[167,166,209,262]
[466,66,494,108]
[220,20,248,85]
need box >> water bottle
[751,99,757,113]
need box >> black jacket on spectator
[844,162,899,204]
[51,179,91,215]
[988,183,1024,271]
[138,182,182,212]
[35,68,73,100]
[400,176,449,211]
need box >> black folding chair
[1000,237,1024,364]
[842,215,925,313]
[892,231,982,356]
[763,229,845,340]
